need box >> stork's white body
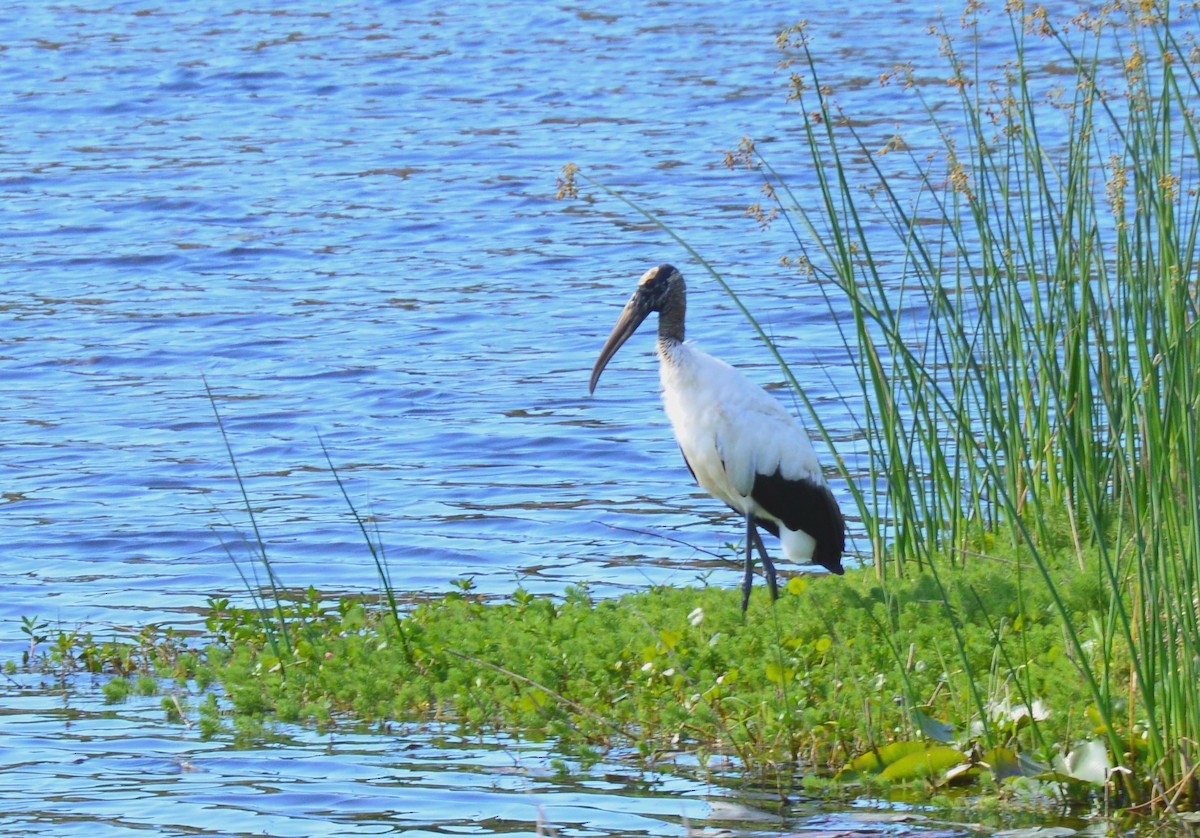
[588,263,844,608]
[658,340,821,563]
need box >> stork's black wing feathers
[750,468,845,575]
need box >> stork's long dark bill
[588,291,655,394]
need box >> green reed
[205,388,414,668]
[742,2,1200,807]
[206,379,293,661]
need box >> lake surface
[1,0,1111,833]
[5,674,1010,837]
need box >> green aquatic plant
[194,553,1117,769]
[11,533,1151,815]
[726,0,1200,810]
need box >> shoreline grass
[11,541,1137,812]
[740,2,1200,810]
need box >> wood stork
[589,264,845,610]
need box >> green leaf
[1017,752,1050,778]
[516,690,547,713]
[981,746,1022,781]
[340,603,366,630]
[880,746,965,782]
[842,741,927,775]
[765,661,794,684]
[1053,739,1110,785]
[940,760,981,786]
[913,709,956,743]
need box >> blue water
[0,0,1074,834]
[1,0,949,640]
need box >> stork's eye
[638,266,671,293]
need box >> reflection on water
[0,675,986,837]
[2,0,1038,832]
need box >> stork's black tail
[751,469,845,574]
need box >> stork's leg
[741,512,756,612]
[749,526,779,602]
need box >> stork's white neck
[656,336,690,367]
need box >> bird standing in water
[589,264,845,610]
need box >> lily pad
[1052,739,1110,785]
[880,745,966,781]
[842,740,928,775]
[840,740,967,783]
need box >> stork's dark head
[633,263,680,308]
[589,264,685,394]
